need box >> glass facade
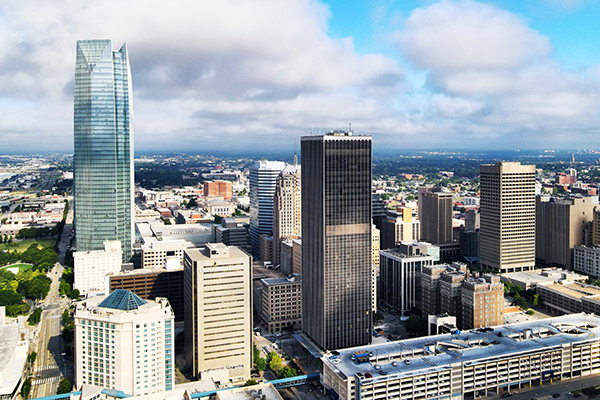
[301,132,373,350]
[74,39,134,261]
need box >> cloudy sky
[1,0,600,153]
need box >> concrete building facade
[461,274,504,330]
[183,244,252,384]
[480,162,536,273]
[380,208,420,250]
[272,163,301,267]
[74,240,122,295]
[420,189,453,245]
[260,275,302,334]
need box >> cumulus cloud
[0,0,403,152]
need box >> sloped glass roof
[98,289,147,311]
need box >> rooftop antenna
[293,151,298,168]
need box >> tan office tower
[183,243,252,384]
[272,160,301,267]
[420,189,453,245]
[536,196,595,270]
[480,162,536,273]
[461,274,504,329]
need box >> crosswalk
[33,365,59,372]
[32,376,61,386]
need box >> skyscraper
[272,159,301,267]
[420,188,453,245]
[249,160,286,258]
[301,131,372,350]
[480,162,535,273]
[74,39,134,262]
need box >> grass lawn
[1,263,33,272]
[0,238,55,252]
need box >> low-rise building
[501,268,587,291]
[141,240,195,269]
[260,274,302,334]
[322,313,600,400]
[74,241,123,295]
[537,281,600,315]
[574,245,600,277]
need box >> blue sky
[0,0,599,153]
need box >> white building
[141,240,195,270]
[574,245,600,277]
[0,308,29,400]
[74,241,123,295]
[74,290,175,396]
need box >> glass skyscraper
[301,131,373,350]
[74,39,134,262]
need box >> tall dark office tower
[74,39,134,261]
[301,131,372,350]
[420,188,453,245]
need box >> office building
[574,245,600,277]
[379,243,434,317]
[420,188,453,245]
[108,268,184,321]
[301,131,372,350]
[439,268,467,327]
[141,240,195,269]
[203,180,232,200]
[292,239,302,274]
[459,230,480,259]
[480,162,536,273]
[249,161,286,258]
[500,268,586,291]
[74,290,175,395]
[537,280,600,315]
[212,218,251,254]
[260,274,302,334]
[371,193,387,231]
[464,209,480,231]
[272,162,301,267]
[74,240,122,295]
[74,39,134,262]
[183,244,252,384]
[380,208,420,250]
[592,208,600,246]
[461,274,504,329]
[536,196,596,270]
[372,224,380,267]
[420,263,467,318]
[321,313,600,400]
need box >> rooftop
[324,313,600,382]
[98,290,147,311]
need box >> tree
[255,357,267,371]
[373,311,385,324]
[21,377,31,399]
[28,351,37,365]
[278,366,298,379]
[533,294,542,307]
[244,379,258,387]
[28,308,42,325]
[186,197,198,209]
[213,215,224,224]
[513,293,528,310]
[269,353,283,372]
[405,314,427,337]
[57,378,72,394]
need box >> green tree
[186,197,198,209]
[269,353,283,372]
[533,294,541,307]
[28,308,42,325]
[405,314,427,337]
[373,311,385,324]
[255,357,267,371]
[278,366,298,379]
[253,344,261,364]
[513,293,528,310]
[21,377,31,399]
[28,351,37,365]
[244,379,258,387]
[213,215,224,224]
[57,378,72,394]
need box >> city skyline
[1,1,600,153]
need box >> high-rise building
[272,161,301,267]
[301,131,372,350]
[249,161,286,258]
[381,208,420,250]
[183,243,252,384]
[74,290,175,395]
[536,196,596,270]
[480,162,536,273]
[420,188,453,245]
[203,180,233,199]
[461,274,504,329]
[74,39,134,262]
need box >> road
[30,204,73,398]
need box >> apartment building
[461,274,504,330]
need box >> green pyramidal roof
[98,289,147,311]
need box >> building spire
[293,151,298,168]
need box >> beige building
[372,224,380,267]
[74,290,175,395]
[141,239,195,269]
[461,274,504,330]
[292,239,302,274]
[260,274,302,334]
[593,208,600,245]
[536,195,596,270]
[381,208,420,250]
[74,241,122,295]
[183,244,252,384]
[272,163,301,267]
[480,162,536,273]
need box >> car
[379,371,388,375]
[573,394,582,398]
[364,373,372,378]
[329,355,338,360]
[332,359,341,364]
[501,393,513,398]
[553,394,560,399]
[392,361,398,367]
[374,364,381,370]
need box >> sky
[1,0,600,154]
